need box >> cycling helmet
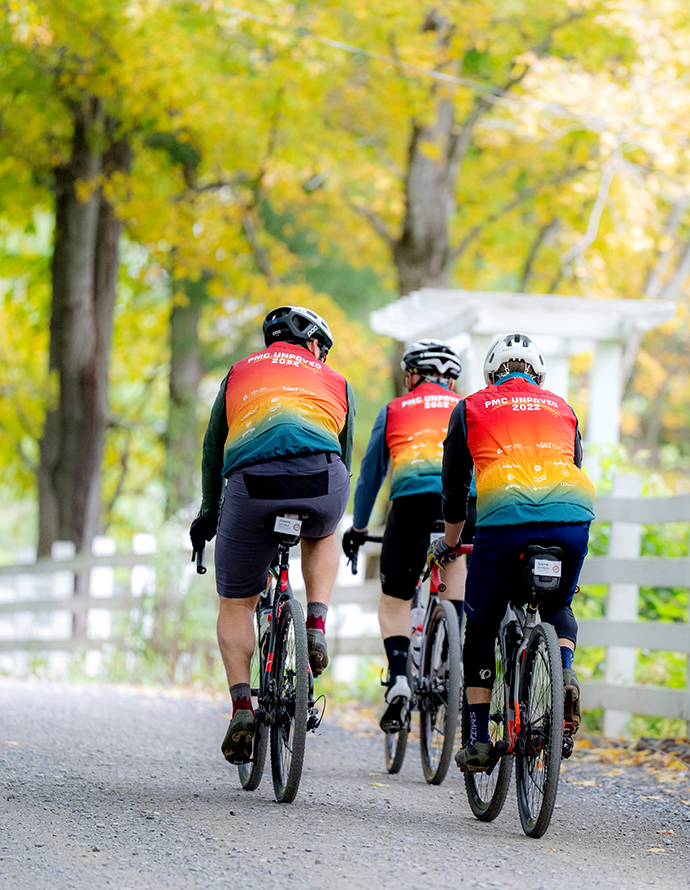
[263,305,334,357]
[400,339,462,380]
[483,333,546,386]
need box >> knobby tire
[384,726,408,774]
[515,622,564,838]
[419,601,461,785]
[270,598,309,803]
[238,617,268,791]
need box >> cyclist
[190,306,354,763]
[427,333,595,770]
[342,340,468,734]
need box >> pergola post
[587,340,624,448]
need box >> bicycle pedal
[562,735,574,760]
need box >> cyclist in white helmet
[343,339,470,734]
[191,306,355,764]
[427,333,595,771]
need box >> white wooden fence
[0,476,689,737]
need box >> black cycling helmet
[400,339,462,380]
[263,305,334,359]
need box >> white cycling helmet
[400,339,462,380]
[483,333,546,386]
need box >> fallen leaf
[657,830,674,835]
[373,782,390,787]
[640,795,662,800]
[570,779,596,786]
[3,741,19,746]
[647,848,665,853]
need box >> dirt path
[1,678,689,890]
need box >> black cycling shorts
[215,452,349,599]
[379,492,474,601]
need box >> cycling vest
[222,342,348,474]
[464,377,595,526]
[386,382,461,499]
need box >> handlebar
[193,547,207,574]
[347,534,472,576]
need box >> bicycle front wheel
[462,632,513,821]
[515,622,564,838]
[238,623,268,791]
[270,598,309,803]
[419,601,461,784]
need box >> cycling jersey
[443,373,595,527]
[352,381,460,530]
[201,342,354,517]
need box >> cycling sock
[384,635,410,681]
[560,646,575,670]
[450,599,465,627]
[306,602,328,633]
[230,682,254,715]
[468,702,491,744]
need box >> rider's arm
[200,372,230,517]
[574,420,583,468]
[338,382,356,473]
[441,400,474,525]
[352,404,390,531]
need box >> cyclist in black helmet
[342,339,470,734]
[190,305,354,763]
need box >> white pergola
[370,290,676,448]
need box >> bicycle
[194,511,323,804]
[353,527,471,785]
[458,543,571,838]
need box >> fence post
[603,473,642,738]
[50,540,76,678]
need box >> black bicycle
[459,544,570,838]
[353,529,470,785]
[195,512,322,803]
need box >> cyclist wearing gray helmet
[343,339,469,734]
[191,306,354,764]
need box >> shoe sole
[380,696,408,734]
[222,729,254,765]
[309,650,328,678]
[564,685,581,734]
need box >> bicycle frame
[500,601,539,755]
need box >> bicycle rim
[238,620,268,791]
[462,632,513,821]
[515,622,564,838]
[419,602,461,785]
[270,599,309,803]
[384,726,408,773]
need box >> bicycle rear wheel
[515,622,564,838]
[462,631,513,821]
[270,598,309,803]
[238,621,268,791]
[419,601,461,785]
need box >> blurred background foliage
[1,1,690,729]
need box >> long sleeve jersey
[442,373,594,527]
[352,381,460,530]
[201,342,355,517]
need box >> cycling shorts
[215,452,349,599]
[380,493,475,601]
[463,522,590,633]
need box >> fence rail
[1,477,689,736]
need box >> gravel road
[1,677,689,890]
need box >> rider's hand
[425,537,455,574]
[342,526,367,564]
[190,514,219,552]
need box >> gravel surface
[1,677,689,889]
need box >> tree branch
[342,193,396,247]
[519,216,559,292]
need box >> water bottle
[410,606,425,669]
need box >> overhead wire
[222,4,689,145]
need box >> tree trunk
[37,101,128,558]
[164,278,207,518]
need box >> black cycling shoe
[221,709,255,765]
[455,740,501,773]
[379,675,411,734]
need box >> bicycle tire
[238,623,268,791]
[384,725,408,773]
[515,622,564,838]
[270,598,309,803]
[462,631,513,821]
[419,601,461,785]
